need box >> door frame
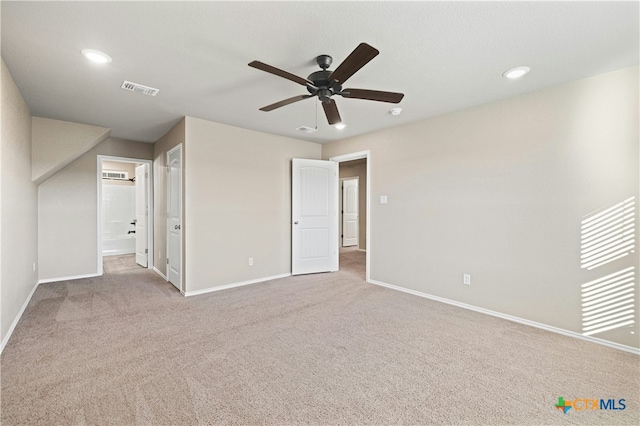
[97,155,154,276]
[166,144,183,291]
[329,150,370,282]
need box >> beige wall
[184,117,321,293]
[323,66,639,348]
[152,118,185,278]
[1,60,38,344]
[38,138,153,281]
[339,160,367,249]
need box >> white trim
[0,281,39,354]
[330,150,371,282]
[97,155,154,276]
[153,267,167,281]
[368,278,640,355]
[102,248,135,256]
[183,273,292,297]
[38,273,101,284]
[357,249,366,252]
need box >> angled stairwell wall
[31,117,110,185]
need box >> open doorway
[330,151,370,282]
[97,156,153,275]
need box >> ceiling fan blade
[322,99,342,125]
[327,43,379,85]
[342,88,404,103]
[259,95,313,112]
[249,60,312,86]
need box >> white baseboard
[184,273,292,297]
[153,267,167,281]
[1,280,39,354]
[357,249,366,252]
[368,278,639,355]
[38,272,101,284]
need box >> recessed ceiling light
[334,123,347,130]
[389,107,402,116]
[502,66,530,79]
[81,49,112,64]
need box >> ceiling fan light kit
[249,43,404,126]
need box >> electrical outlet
[248,257,254,266]
[463,274,471,285]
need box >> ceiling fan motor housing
[307,69,342,101]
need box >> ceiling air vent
[296,126,317,133]
[121,80,159,96]
[102,170,128,180]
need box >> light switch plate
[380,195,388,204]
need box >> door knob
[293,221,299,225]
[175,225,181,230]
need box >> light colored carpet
[1,252,638,425]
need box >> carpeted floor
[1,252,638,425]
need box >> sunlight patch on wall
[580,197,635,270]
[582,267,635,336]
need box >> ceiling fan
[248,43,404,125]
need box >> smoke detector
[121,81,159,96]
[389,107,402,116]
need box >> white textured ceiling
[1,1,638,144]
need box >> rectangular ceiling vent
[296,126,317,133]
[102,170,128,180]
[121,80,159,96]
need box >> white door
[167,146,182,290]
[292,158,338,275]
[342,178,359,247]
[135,164,148,267]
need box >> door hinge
[145,172,149,178]
[341,234,343,238]
[166,165,170,172]
[166,258,169,264]
[145,249,148,254]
